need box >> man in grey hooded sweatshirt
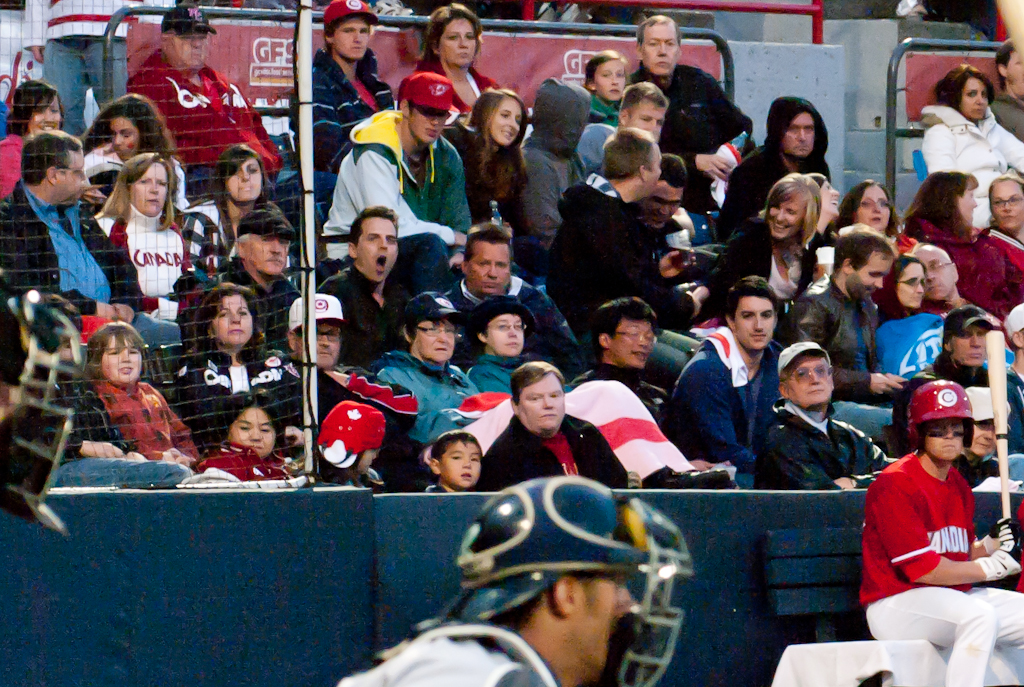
[521,79,592,261]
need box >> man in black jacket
[571,297,668,424]
[0,132,181,343]
[548,128,707,339]
[717,97,830,241]
[890,305,998,456]
[630,15,752,216]
[786,226,897,441]
[319,206,409,368]
[477,362,627,491]
[756,342,887,490]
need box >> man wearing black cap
[127,3,282,189]
[890,304,1000,456]
[214,206,299,351]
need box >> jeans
[132,312,181,348]
[45,37,127,136]
[393,233,456,294]
[53,457,191,488]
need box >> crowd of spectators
[11,0,1024,493]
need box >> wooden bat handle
[985,331,1011,519]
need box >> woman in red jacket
[414,4,496,114]
[904,171,1024,319]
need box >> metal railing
[103,6,735,107]
[884,37,1002,202]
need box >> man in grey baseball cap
[755,342,889,490]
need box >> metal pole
[296,0,318,475]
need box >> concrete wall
[729,40,846,193]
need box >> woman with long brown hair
[444,89,527,232]
[904,170,1024,318]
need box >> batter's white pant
[866,586,1024,687]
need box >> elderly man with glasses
[755,341,888,490]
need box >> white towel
[705,327,750,388]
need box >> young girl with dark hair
[0,80,62,198]
[82,94,186,208]
[584,51,628,126]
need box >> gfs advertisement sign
[126,23,721,106]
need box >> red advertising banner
[126,22,722,108]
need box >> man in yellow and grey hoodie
[324,72,471,294]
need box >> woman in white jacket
[97,153,190,325]
[922,63,1024,227]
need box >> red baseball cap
[324,0,378,27]
[398,72,455,112]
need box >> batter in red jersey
[862,380,1024,687]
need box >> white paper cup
[816,246,835,275]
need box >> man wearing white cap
[1003,303,1024,454]
[756,342,888,490]
[286,294,420,487]
[954,387,1008,488]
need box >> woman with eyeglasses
[375,292,480,444]
[466,296,535,394]
[838,181,902,240]
[904,170,1024,320]
[873,254,945,377]
[988,173,1024,255]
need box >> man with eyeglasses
[756,342,887,490]
[325,71,471,294]
[572,297,667,424]
[0,131,179,347]
[285,294,422,489]
[912,243,969,316]
[861,380,1024,687]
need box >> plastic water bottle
[490,200,502,227]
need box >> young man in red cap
[324,72,471,294]
[127,3,282,189]
[312,0,394,175]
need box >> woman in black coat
[705,173,830,320]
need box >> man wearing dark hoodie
[716,97,830,241]
[630,15,752,217]
[521,79,591,256]
[548,128,705,339]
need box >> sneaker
[374,0,413,16]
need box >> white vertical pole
[296,0,318,475]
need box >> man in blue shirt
[0,131,175,345]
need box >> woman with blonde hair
[97,152,190,324]
[705,173,828,319]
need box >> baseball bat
[1000,0,1024,52]
[986,330,1012,519]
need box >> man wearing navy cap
[324,72,471,294]
[312,0,393,175]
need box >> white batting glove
[978,550,1022,581]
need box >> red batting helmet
[907,380,974,449]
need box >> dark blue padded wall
[2,489,1019,687]
[0,488,375,687]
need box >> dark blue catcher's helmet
[0,287,83,534]
[449,476,692,687]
